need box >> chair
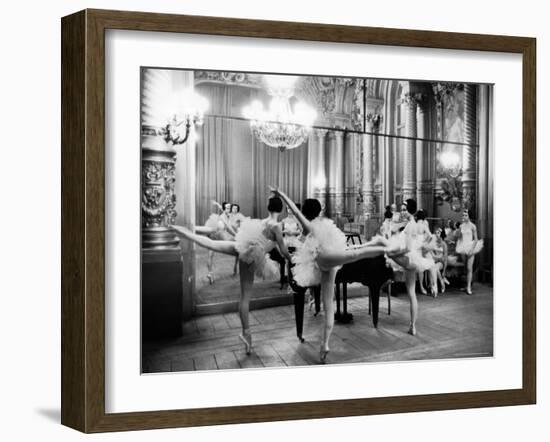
[339,215,363,245]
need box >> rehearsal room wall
[1,1,547,442]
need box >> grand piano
[288,255,394,341]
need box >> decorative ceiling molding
[194,71,263,88]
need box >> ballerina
[271,187,407,363]
[229,204,247,275]
[196,201,236,284]
[455,209,484,295]
[386,199,436,335]
[173,196,291,356]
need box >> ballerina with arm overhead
[271,186,407,363]
[173,195,291,356]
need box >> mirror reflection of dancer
[271,187,407,363]
[386,199,436,336]
[196,201,236,284]
[173,196,291,355]
[455,209,483,295]
[229,204,246,275]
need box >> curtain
[195,84,309,222]
[195,86,233,224]
[252,136,309,218]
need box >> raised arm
[270,186,311,235]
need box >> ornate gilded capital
[432,82,462,107]
[403,92,424,109]
[365,113,382,131]
[314,128,329,139]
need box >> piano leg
[279,260,286,289]
[369,283,382,328]
[293,291,306,343]
[313,286,321,316]
[336,283,353,323]
[334,283,342,321]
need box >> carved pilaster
[142,127,180,250]
[463,84,477,213]
[327,130,345,217]
[313,129,328,209]
[402,93,422,201]
[362,114,381,217]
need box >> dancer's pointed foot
[466,288,473,295]
[320,348,329,364]
[443,277,450,285]
[207,273,214,285]
[408,324,417,336]
[238,332,252,355]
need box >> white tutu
[386,232,435,273]
[235,218,279,279]
[205,214,233,241]
[291,218,347,287]
[456,239,484,256]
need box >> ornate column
[415,95,433,213]
[312,129,328,210]
[362,114,380,217]
[141,128,180,250]
[344,131,356,217]
[402,93,420,201]
[327,130,345,217]
[463,84,477,212]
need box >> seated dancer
[430,226,450,292]
[455,209,484,295]
[271,187,407,363]
[380,207,393,239]
[386,199,436,335]
[196,201,236,284]
[172,196,291,356]
[415,210,439,297]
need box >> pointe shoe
[408,324,417,336]
[466,288,473,296]
[207,273,214,285]
[443,277,450,285]
[320,348,330,364]
[238,333,252,355]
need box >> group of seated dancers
[379,203,484,298]
[172,189,483,364]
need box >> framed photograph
[61,9,536,433]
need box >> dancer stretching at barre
[173,196,291,355]
[270,187,408,363]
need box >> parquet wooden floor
[142,284,493,373]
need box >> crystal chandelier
[242,75,317,152]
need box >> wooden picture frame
[61,8,536,433]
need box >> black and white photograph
[141,68,494,373]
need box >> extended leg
[173,225,238,256]
[317,245,389,269]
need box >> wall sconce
[164,91,209,145]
